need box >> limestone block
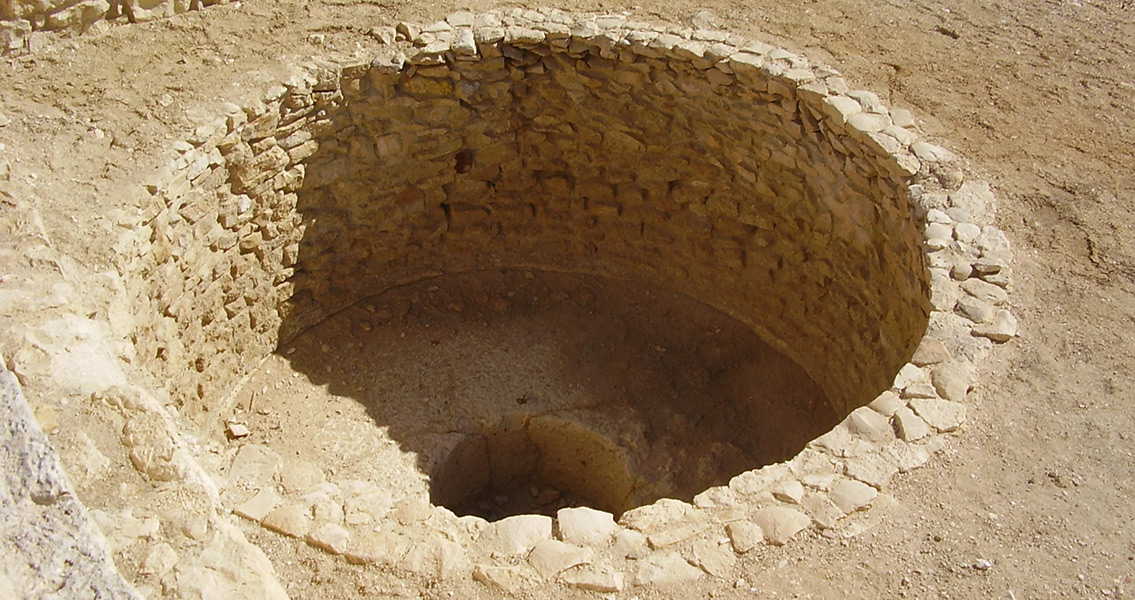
[400,538,470,580]
[844,453,900,489]
[962,277,1009,305]
[846,406,894,443]
[725,520,763,553]
[868,390,904,416]
[893,407,929,442]
[612,528,647,558]
[771,479,805,504]
[751,507,811,545]
[692,538,736,578]
[931,361,976,403]
[261,505,311,539]
[619,498,694,533]
[950,181,997,225]
[306,523,351,555]
[829,479,877,513]
[343,531,411,566]
[822,95,862,124]
[527,539,591,578]
[479,514,553,555]
[910,398,967,432]
[557,506,619,546]
[972,309,1018,342]
[634,553,702,586]
[647,522,711,549]
[234,489,281,522]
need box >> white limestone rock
[972,309,1019,342]
[473,564,540,595]
[306,523,351,555]
[725,520,763,553]
[528,539,591,578]
[557,506,619,546]
[692,538,737,578]
[932,361,976,402]
[893,407,930,442]
[752,506,811,545]
[634,553,703,586]
[910,398,968,432]
[479,514,553,555]
[830,479,878,514]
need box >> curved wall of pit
[121,20,933,430]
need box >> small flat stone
[962,278,1009,305]
[868,391,904,416]
[881,442,933,473]
[306,523,351,555]
[891,108,915,128]
[480,514,553,555]
[893,407,930,441]
[902,382,940,400]
[343,531,411,566]
[613,529,647,558]
[647,523,710,549]
[977,226,1013,255]
[261,504,311,539]
[528,539,591,578]
[830,479,878,514]
[726,520,763,553]
[228,444,281,490]
[972,310,1018,342]
[692,538,736,578]
[932,361,975,402]
[908,141,953,162]
[846,406,893,442]
[233,488,281,522]
[772,479,805,504]
[949,181,996,225]
[226,422,250,439]
[822,95,863,124]
[752,506,811,545]
[910,398,967,432]
[562,567,625,592]
[800,493,844,529]
[620,498,694,533]
[634,553,703,586]
[400,538,469,579]
[954,222,982,243]
[557,506,619,546]
[844,454,900,489]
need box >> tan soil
[2,0,1133,599]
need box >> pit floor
[222,270,834,522]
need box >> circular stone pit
[88,8,1019,594]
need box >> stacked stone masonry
[0,0,236,53]
[0,8,1018,598]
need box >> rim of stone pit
[0,7,1018,597]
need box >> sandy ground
[1,0,1134,599]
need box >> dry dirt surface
[1,0,1134,599]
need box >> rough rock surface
[0,361,142,600]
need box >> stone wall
[122,12,938,427]
[0,0,233,52]
[0,9,1020,596]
